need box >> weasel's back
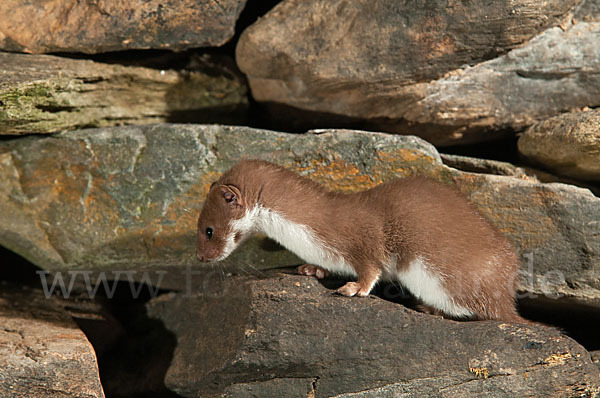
[366,177,508,255]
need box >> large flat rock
[518,108,600,181]
[0,286,105,398]
[0,0,246,53]
[237,0,577,86]
[146,272,600,397]
[237,1,599,145]
[0,52,247,135]
[0,125,598,302]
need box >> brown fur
[197,159,531,323]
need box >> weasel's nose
[196,250,204,262]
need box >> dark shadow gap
[441,134,520,165]
[518,295,600,351]
[0,246,182,397]
[245,100,518,147]
[96,281,182,398]
[0,246,45,287]
[166,104,248,126]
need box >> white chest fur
[229,205,357,277]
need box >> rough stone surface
[0,0,247,53]
[518,109,600,181]
[575,0,600,23]
[0,52,247,135]
[442,154,544,181]
[238,0,576,86]
[237,0,599,145]
[408,22,600,145]
[441,154,600,196]
[146,271,600,397]
[0,286,105,398]
[0,125,598,302]
[593,350,600,370]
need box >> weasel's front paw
[296,264,329,279]
[336,282,370,297]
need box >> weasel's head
[196,183,251,262]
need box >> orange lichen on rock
[293,157,379,193]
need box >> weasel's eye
[205,227,213,239]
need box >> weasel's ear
[219,184,244,207]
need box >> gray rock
[0,286,105,398]
[592,350,600,370]
[0,52,248,135]
[441,154,540,180]
[238,0,576,86]
[574,0,600,23]
[237,0,599,145]
[441,153,600,197]
[0,0,246,53]
[0,125,598,302]
[408,22,600,145]
[146,272,600,397]
[0,125,437,272]
[518,109,600,181]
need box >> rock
[453,174,599,301]
[0,125,436,272]
[441,154,600,196]
[408,22,600,145]
[518,109,600,181]
[0,0,246,53]
[0,52,248,135]
[441,154,540,181]
[146,271,600,397]
[0,125,598,302]
[236,0,599,145]
[592,350,600,370]
[574,0,600,23]
[0,286,105,398]
[238,0,576,87]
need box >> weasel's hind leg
[336,266,381,297]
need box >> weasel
[196,159,529,323]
